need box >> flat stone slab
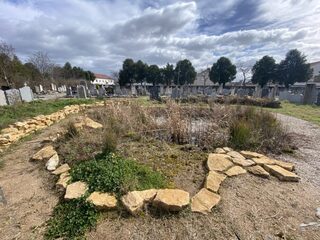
[204,171,226,193]
[225,166,247,177]
[31,145,56,161]
[222,147,233,152]
[252,157,275,166]
[207,154,234,172]
[153,189,190,211]
[46,153,59,171]
[247,165,270,178]
[87,192,117,210]
[64,181,88,200]
[240,151,265,158]
[52,163,70,175]
[74,117,103,129]
[227,151,246,160]
[214,148,226,154]
[56,172,71,189]
[230,157,255,167]
[273,160,295,171]
[191,188,221,214]
[121,189,158,215]
[263,165,300,182]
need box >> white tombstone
[39,84,43,92]
[0,89,7,106]
[19,86,34,102]
[5,89,22,105]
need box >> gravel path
[275,113,320,188]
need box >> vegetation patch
[0,98,96,130]
[70,153,167,195]
[45,198,98,240]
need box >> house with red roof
[92,73,115,86]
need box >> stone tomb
[77,85,87,98]
[19,86,34,102]
[0,89,7,106]
[5,89,22,105]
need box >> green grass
[46,153,167,239]
[45,198,98,240]
[267,101,320,126]
[70,153,167,195]
[0,98,96,130]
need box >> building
[310,61,320,82]
[91,73,115,86]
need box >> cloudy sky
[1,0,320,75]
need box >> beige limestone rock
[225,166,247,177]
[191,188,221,214]
[230,157,255,167]
[247,165,270,178]
[263,165,300,182]
[227,151,245,160]
[56,172,71,189]
[64,181,88,200]
[207,154,233,172]
[214,148,226,154]
[153,189,190,211]
[52,164,71,175]
[204,171,226,192]
[222,147,233,152]
[240,151,265,159]
[46,153,59,171]
[251,157,275,166]
[74,117,103,129]
[273,159,295,171]
[87,192,117,210]
[31,145,57,161]
[121,189,158,215]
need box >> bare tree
[111,71,119,83]
[0,41,15,87]
[28,51,53,82]
[237,61,252,86]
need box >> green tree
[209,57,237,87]
[276,49,313,88]
[251,56,276,87]
[174,59,196,85]
[162,63,174,85]
[134,60,148,85]
[146,65,161,86]
[63,62,73,79]
[119,58,135,86]
[85,71,95,81]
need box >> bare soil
[0,112,319,240]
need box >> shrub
[45,198,98,239]
[230,120,252,149]
[102,128,118,154]
[70,153,167,195]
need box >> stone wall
[0,102,104,153]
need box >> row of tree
[0,41,95,89]
[118,59,196,86]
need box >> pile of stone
[0,102,104,153]
[190,147,299,214]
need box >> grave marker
[0,90,7,106]
[19,86,34,102]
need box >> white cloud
[0,0,319,76]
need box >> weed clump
[70,153,167,195]
[45,198,98,239]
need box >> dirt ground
[0,112,319,240]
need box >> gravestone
[35,86,40,94]
[254,85,262,98]
[114,85,122,95]
[237,88,246,97]
[150,86,160,101]
[5,89,22,105]
[66,87,73,97]
[222,89,231,96]
[230,88,236,96]
[0,90,7,106]
[131,86,137,96]
[261,88,269,98]
[164,86,172,96]
[316,92,320,106]
[171,87,180,99]
[98,87,106,97]
[39,85,43,92]
[19,86,34,102]
[77,85,87,98]
[303,83,317,104]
